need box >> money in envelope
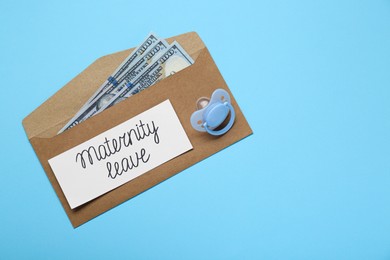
[59,32,194,134]
[22,31,252,227]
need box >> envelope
[22,31,253,227]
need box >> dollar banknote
[95,42,194,112]
[80,33,160,110]
[58,35,170,133]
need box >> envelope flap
[22,31,205,139]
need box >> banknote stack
[58,32,194,134]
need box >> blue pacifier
[190,89,236,136]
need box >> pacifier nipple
[196,97,210,110]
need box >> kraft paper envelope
[22,31,253,227]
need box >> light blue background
[1,0,389,259]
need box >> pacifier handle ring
[203,102,235,136]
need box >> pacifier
[190,89,236,136]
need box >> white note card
[49,100,193,209]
